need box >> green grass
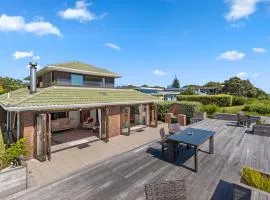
[219,105,245,114]
[242,166,270,193]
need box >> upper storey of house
[26,61,121,88]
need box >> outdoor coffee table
[167,128,216,172]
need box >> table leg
[194,146,198,172]
[209,136,214,154]
[169,141,175,162]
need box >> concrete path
[27,124,167,187]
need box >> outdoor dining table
[167,128,216,172]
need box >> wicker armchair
[145,180,186,200]
[168,123,181,135]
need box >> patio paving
[26,123,167,187]
[51,129,99,146]
[7,119,270,200]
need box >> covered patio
[51,128,100,152]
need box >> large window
[71,74,83,86]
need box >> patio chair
[145,180,186,200]
[160,128,169,156]
[237,112,248,127]
[168,123,181,135]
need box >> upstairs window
[71,74,83,86]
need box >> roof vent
[29,62,37,94]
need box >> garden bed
[241,166,270,193]
[212,112,261,123]
[253,124,270,136]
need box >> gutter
[2,100,162,112]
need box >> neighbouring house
[0,61,161,161]
[136,86,180,102]
[194,86,220,95]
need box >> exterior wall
[21,111,35,158]
[0,106,6,132]
[38,71,115,88]
[108,106,121,138]
[69,111,80,127]
[41,72,52,87]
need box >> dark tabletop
[168,128,216,146]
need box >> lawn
[219,105,245,114]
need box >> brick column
[165,113,174,124]
[22,111,35,159]
[177,114,186,126]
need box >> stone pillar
[177,114,187,126]
[165,113,174,124]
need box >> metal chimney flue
[29,62,37,94]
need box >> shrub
[156,101,201,121]
[0,131,5,169]
[232,96,247,106]
[243,103,270,115]
[219,105,245,114]
[242,166,270,193]
[177,94,232,107]
[200,104,219,115]
[0,138,27,169]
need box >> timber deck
[6,119,270,200]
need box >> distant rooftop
[26,61,121,79]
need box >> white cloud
[228,22,245,29]
[0,14,61,37]
[236,72,249,79]
[12,51,40,60]
[105,43,121,51]
[253,47,266,53]
[217,50,246,61]
[252,73,259,78]
[13,51,33,60]
[225,0,260,21]
[58,0,106,22]
[236,72,259,79]
[24,21,61,36]
[32,56,40,60]
[153,69,166,76]
[0,15,25,31]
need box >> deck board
[5,119,270,200]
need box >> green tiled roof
[0,86,160,111]
[52,61,120,76]
[27,61,121,80]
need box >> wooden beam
[17,112,20,141]
[105,107,110,141]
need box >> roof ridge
[52,86,136,92]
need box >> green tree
[181,86,196,95]
[0,85,5,95]
[222,77,264,98]
[0,77,27,94]
[171,76,180,88]
[204,81,223,89]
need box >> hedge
[200,104,219,115]
[177,94,232,107]
[232,96,247,106]
[156,101,201,121]
[243,103,270,115]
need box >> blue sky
[0,0,270,91]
